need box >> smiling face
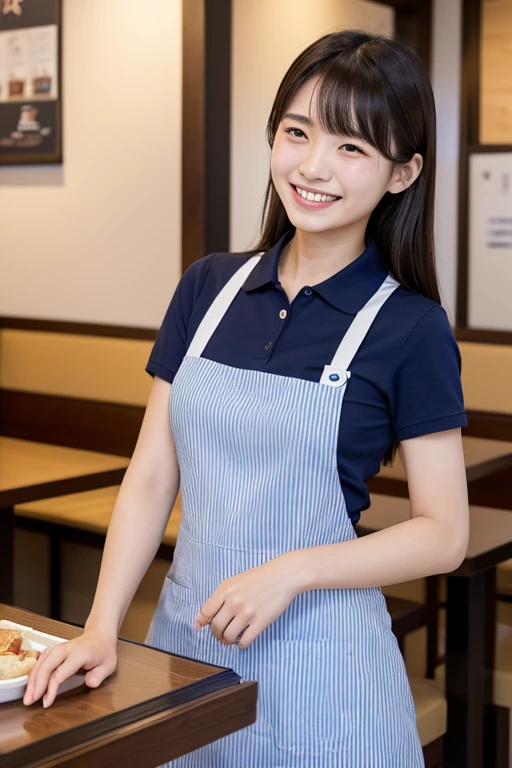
[270,76,420,243]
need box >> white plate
[0,620,86,704]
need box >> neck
[279,225,368,285]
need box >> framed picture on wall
[0,0,62,164]
[467,150,512,332]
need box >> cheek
[344,162,389,203]
[271,138,300,179]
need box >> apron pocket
[268,639,353,757]
[165,572,197,603]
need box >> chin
[286,213,342,234]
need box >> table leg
[444,572,489,768]
[0,505,15,605]
[482,567,507,768]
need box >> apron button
[329,373,340,382]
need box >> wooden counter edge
[17,681,257,768]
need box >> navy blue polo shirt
[147,228,467,525]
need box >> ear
[387,153,423,194]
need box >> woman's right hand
[23,628,118,708]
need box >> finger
[196,597,224,631]
[42,670,61,708]
[221,615,250,646]
[208,605,236,643]
[236,624,260,650]
[25,646,66,705]
[24,648,50,703]
[84,658,114,688]
[41,650,91,708]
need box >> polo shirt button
[279,309,287,319]
[265,342,272,350]
[303,287,313,296]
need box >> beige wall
[0,0,182,329]
[0,0,463,326]
[230,0,394,252]
[431,0,462,323]
[481,0,512,144]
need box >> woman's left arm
[293,427,469,592]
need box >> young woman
[24,30,469,767]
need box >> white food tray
[0,620,85,704]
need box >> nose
[298,140,332,182]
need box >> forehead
[282,75,361,137]
[285,76,322,120]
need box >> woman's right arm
[23,375,179,707]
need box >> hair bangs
[311,61,399,162]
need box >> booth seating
[434,629,512,768]
[497,559,512,601]
[410,677,447,767]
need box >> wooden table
[0,438,129,605]
[0,605,257,768]
[367,436,512,497]
[356,495,512,768]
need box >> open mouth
[291,184,341,203]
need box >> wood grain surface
[0,606,255,768]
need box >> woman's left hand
[195,555,300,649]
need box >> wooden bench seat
[434,628,512,766]
[15,486,181,547]
[497,558,512,598]
[410,676,446,757]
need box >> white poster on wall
[468,152,512,331]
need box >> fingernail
[42,696,48,708]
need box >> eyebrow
[283,113,314,126]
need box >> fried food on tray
[0,629,40,680]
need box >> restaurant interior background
[1,0,512,756]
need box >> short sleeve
[146,253,216,384]
[389,304,468,441]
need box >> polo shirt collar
[241,227,390,315]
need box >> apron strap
[320,274,400,386]
[187,253,263,358]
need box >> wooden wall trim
[182,0,205,272]
[0,317,157,340]
[0,390,144,457]
[456,0,483,330]
[394,1,432,75]
[464,410,512,442]
[455,327,512,345]
[204,0,232,257]
[182,0,232,272]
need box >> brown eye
[341,144,363,154]
[285,128,306,139]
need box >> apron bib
[146,255,425,767]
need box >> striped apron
[146,254,425,767]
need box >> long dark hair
[250,30,439,466]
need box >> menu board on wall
[0,0,61,164]
[468,152,512,331]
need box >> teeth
[295,186,338,203]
